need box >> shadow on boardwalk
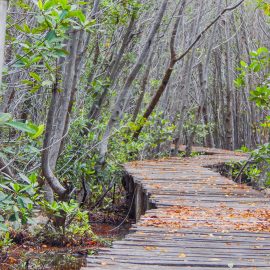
[82,147,270,270]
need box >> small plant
[239,145,250,153]
[0,232,12,251]
[183,110,214,145]
[264,172,270,187]
[190,151,206,157]
[40,199,93,246]
[248,166,262,181]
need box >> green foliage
[239,145,251,153]
[252,143,270,164]
[40,199,92,245]
[257,0,270,16]
[0,173,38,233]
[0,113,42,236]
[231,42,270,187]
[250,85,270,108]
[0,114,42,233]
[0,232,12,251]
[1,0,96,245]
[184,110,214,144]
[235,45,270,187]
[232,144,270,187]
[246,165,262,182]
[235,47,270,126]
[0,113,44,138]
[12,0,95,93]
[150,79,161,88]
[114,112,175,161]
[101,0,142,27]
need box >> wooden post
[123,174,151,222]
[135,184,143,222]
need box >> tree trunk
[224,20,234,150]
[41,30,83,199]
[0,0,8,87]
[132,51,154,122]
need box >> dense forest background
[1,0,270,263]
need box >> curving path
[82,147,270,270]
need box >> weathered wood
[135,184,143,221]
[84,147,270,269]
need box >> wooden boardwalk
[82,147,270,269]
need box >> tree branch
[175,0,245,62]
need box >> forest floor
[0,201,132,270]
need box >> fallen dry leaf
[178,253,186,258]
[144,246,157,251]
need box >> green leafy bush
[40,199,93,246]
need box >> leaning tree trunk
[98,0,169,164]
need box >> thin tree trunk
[213,50,224,148]
[225,20,234,150]
[132,51,154,122]
[0,1,14,181]
[173,19,197,155]
[0,0,8,88]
